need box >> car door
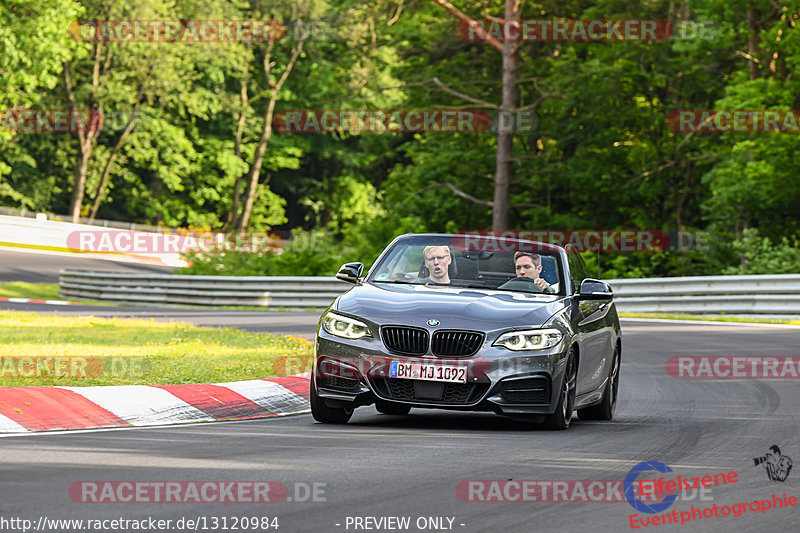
[567,247,614,395]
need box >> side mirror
[576,278,613,301]
[336,262,364,284]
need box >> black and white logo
[753,445,793,482]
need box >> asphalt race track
[1,316,798,533]
[0,248,174,283]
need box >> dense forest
[2,0,800,278]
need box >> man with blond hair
[421,245,452,284]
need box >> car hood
[334,282,566,330]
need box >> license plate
[388,361,467,383]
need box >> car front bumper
[314,330,572,416]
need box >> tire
[310,372,354,424]
[543,350,576,430]
[578,346,620,421]
[375,401,412,416]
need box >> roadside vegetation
[0,312,313,386]
[0,282,60,301]
[3,1,800,280]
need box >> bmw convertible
[311,233,621,430]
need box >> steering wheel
[497,277,545,293]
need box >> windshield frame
[366,233,568,296]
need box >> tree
[0,0,83,204]
[430,0,564,230]
[230,2,318,230]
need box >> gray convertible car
[311,233,621,430]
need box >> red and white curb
[0,297,82,305]
[0,375,310,434]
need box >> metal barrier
[609,274,800,314]
[59,270,349,308]
[59,270,800,313]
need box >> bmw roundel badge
[426,319,440,327]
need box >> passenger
[420,245,452,284]
[514,251,554,293]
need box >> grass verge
[0,311,314,386]
[620,312,800,325]
[0,282,60,301]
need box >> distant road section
[0,300,320,338]
[0,248,174,283]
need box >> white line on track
[621,318,800,329]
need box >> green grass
[0,282,60,301]
[0,282,119,306]
[0,311,314,386]
[620,312,800,325]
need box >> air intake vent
[500,377,550,404]
[431,330,484,356]
[381,326,429,355]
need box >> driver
[514,251,554,293]
[421,245,452,284]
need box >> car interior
[414,250,559,291]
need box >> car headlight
[322,311,371,339]
[493,328,563,351]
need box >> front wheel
[310,372,354,424]
[578,346,620,421]
[543,350,576,430]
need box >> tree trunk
[69,149,91,222]
[491,0,519,231]
[226,55,251,229]
[747,9,760,80]
[89,108,139,222]
[64,48,103,223]
[235,39,305,230]
[236,96,277,230]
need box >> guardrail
[59,270,349,308]
[58,270,800,314]
[609,274,800,314]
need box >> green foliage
[180,229,346,276]
[2,0,800,279]
[180,213,426,277]
[723,228,800,275]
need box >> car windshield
[368,235,563,295]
